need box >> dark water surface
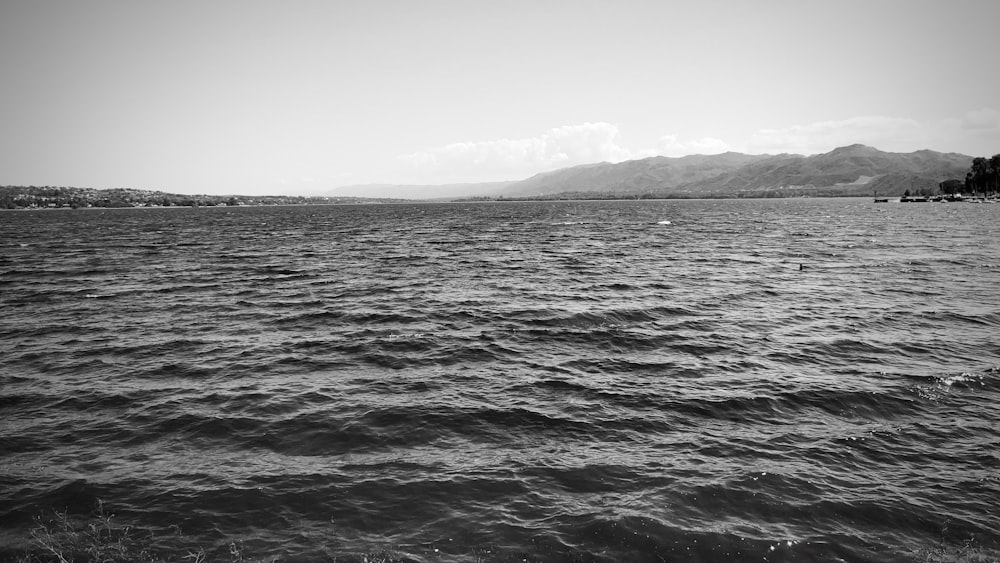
[2,199,999,562]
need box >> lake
[1,198,998,562]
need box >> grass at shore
[4,501,410,563]
[5,501,998,563]
[6,500,273,563]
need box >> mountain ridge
[323,145,973,199]
[497,144,971,198]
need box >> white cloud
[400,123,746,183]
[400,122,633,181]
[743,111,1000,156]
[393,110,1000,185]
[746,116,924,155]
[962,108,1000,130]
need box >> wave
[3,200,1000,561]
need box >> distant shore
[6,183,995,210]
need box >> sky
[2,0,999,196]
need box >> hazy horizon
[2,0,999,196]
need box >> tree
[939,179,963,195]
[971,157,987,196]
[991,154,1000,196]
[965,156,1000,197]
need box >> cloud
[400,122,633,181]
[746,116,924,155]
[962,108,1000,130]
[394,110,1000,185]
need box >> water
[1,198,998,562]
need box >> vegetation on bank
[933,153,1000,199]
[962,154,1000,197]
[3,502,997,563]
[3,502,409,563]
[0,186,401,210]
[6,502,258,563]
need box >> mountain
[327,181,512,200]
[497,145,971,198]
[503,152,772,197]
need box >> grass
[12,500,160,563]
[4,500,425,563]
[6,501,288,563]
[914,538,1000,563]
[8,501,998,563]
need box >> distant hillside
[496,145,971,198]
[327,181,512,200]
[503,152,772,196]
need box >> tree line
[0,185,396,209]
[965,154,1000,197]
